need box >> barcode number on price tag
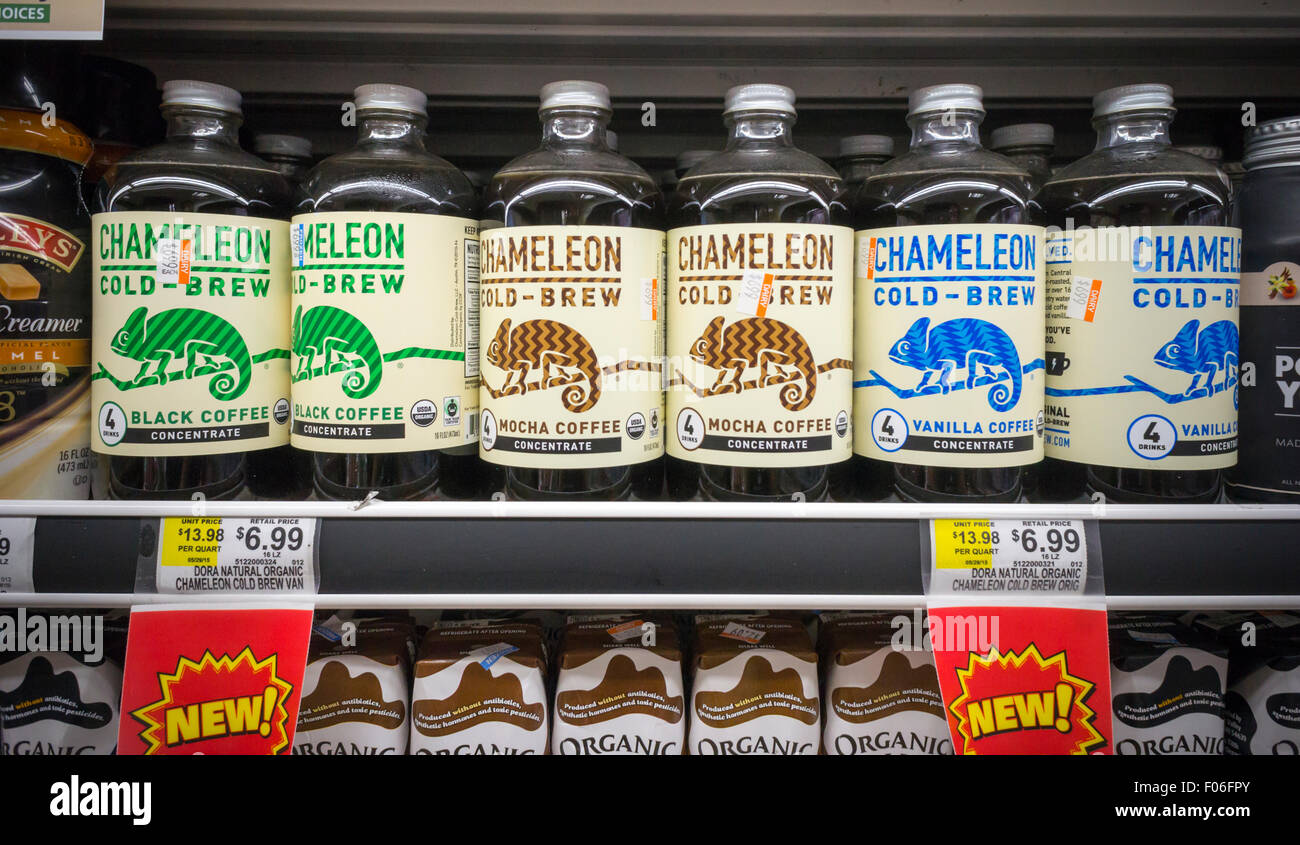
[930,518,1088,596]
[156,517,316,595]
[0,517,36,593]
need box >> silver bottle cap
[605,129,619,151]
[676,149,716,171]
[539,80,611,112]
[723,84,796,116]
[1092,84,1174,119]
[839,135,894,157]
[354,83,427,115]
[161,80,241,114]
[990,123,1055,151]
[907,84,984,118]
[254,134,311,158]
[1244,116,1300,168]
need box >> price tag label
[156,517,317,595]
[1066,275,1102,322]
[155,238,192,288]
[930,518,1088,597]
[0,517,36,593]
[720,621,766,644]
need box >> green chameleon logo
[101,306,252,401]
[291,304,383,399]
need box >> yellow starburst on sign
[130,646,294,755]
[948,642,1105,755]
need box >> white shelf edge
[5,592,1296,610]
[1,500,1297,521]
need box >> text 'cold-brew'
[668,84,853,501]
[1039,84,1240,503]
[853,84,1045,502]
[479,81,665,500]
[91,80,298,499]
[291,84,479,500]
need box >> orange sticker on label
[736,269,775,318]
[1066,277,1103,323]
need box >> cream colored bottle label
[288,212,479,454]
[91,212,290,456]
[853,224,1046,467]
[1044,225,1240,469]
[667,223,853,467]
[478,225,664,468]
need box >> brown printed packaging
[0,610,127,755]
[552,615,686,755]
[819,611,952,755]
[409,619,548,755]
[690,614,820,755]
[294,618,414,755]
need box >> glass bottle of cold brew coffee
[853,84,1045,502]
[292,84,479,500]
[990,123,1055,194]
[254,134,313,185]
[668,84,854,501]
[1038,84,1238,503]
[1226,116,1300,503]
[837,135,894,191]
[93,80,299,499]
[481,81,666,500]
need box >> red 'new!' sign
[117,604,313,755]
[929,604,1112,755]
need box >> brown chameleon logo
[482,318,657,413]
[679,315,851,411]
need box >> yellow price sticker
[159,517,225,568]
[933,519,996,569]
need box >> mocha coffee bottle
[480,80,665,500]
[667,84,853,502]
[292,84,479,500]
[853,84,1045,503]
[92,80,300,500]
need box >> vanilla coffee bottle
[1226,116,1300,503]
[292,84,479,500]
[92,81,299,500]
[668,84,853,501]
[853,84,1045,503]
[1038,84,1238,503]
[481,81,665,500]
